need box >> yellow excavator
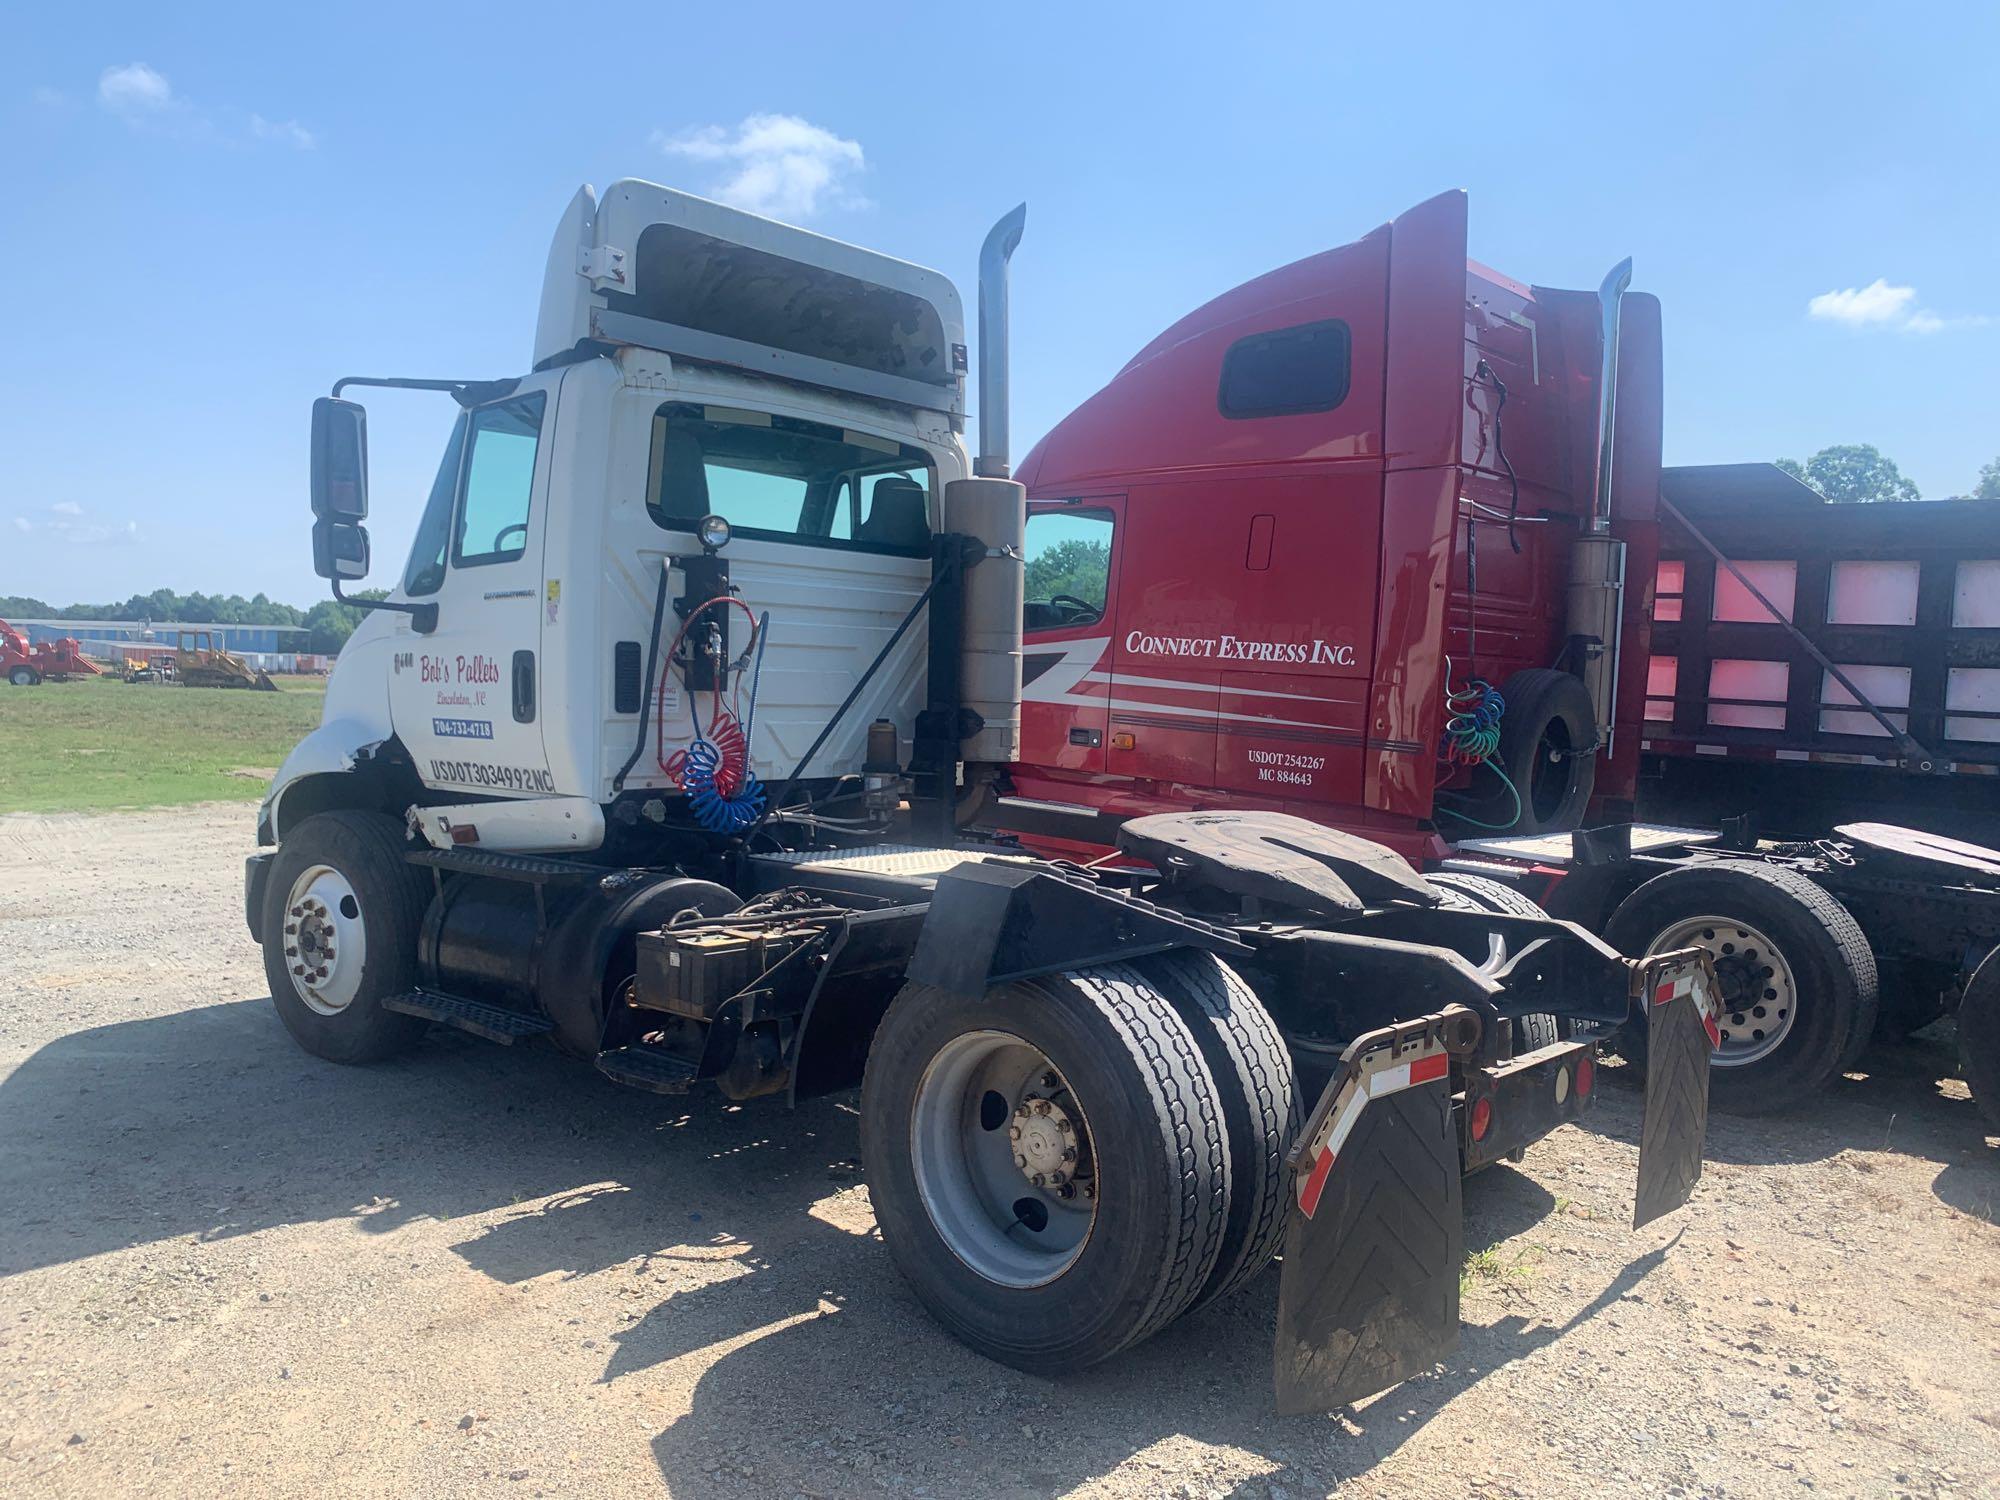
[174,629,279,691]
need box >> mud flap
[1273,1009,1479,1416]
[1631,949,1721,1230]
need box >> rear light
[1469,1096,1493,1142]
[1575,1053,1595,1100]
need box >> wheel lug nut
[1055,1183,1075,1200]
[1030,1173,1045,1187]
[292,965,305,975]
[1033,1100,1051,1116]
[1013,1153,1027,1169]
[1061,1147,1077,1162]
[1008,1125,1022,1141]
[285,946,297,957]
[290,905,304,918]
[1041,1072,1058,1089]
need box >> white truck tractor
[251,180,1720,1411]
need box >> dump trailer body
[1639,464,2000,843]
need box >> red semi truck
[988,190,2000,1117]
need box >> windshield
[647,402,935,554]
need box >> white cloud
[251,113,318,150]
[654,113,867,221]
[22,502,139,546]
[92,62,315,150]
[1808,279,1912,325]
[1807,278,1986,336]
[98,62,174,115]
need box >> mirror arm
[332,579,437,634]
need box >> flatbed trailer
[249,181,1722,1412]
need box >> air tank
[946,476,1026,764]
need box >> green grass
[0,672,326,813]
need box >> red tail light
[1575,1053,1595,1100]
[1469,1096,1493,1142]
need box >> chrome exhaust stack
[1590,257,1633,532]
[1570,255,1634,756]
[974,204,1027,480]
[947,204,1029,771]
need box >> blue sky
[3,2,1995,609]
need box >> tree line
[0,589,383,655]
[1775,446,1999,504]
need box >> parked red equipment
[1,619,103,685]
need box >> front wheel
[260,810,432,1064]
[8,666,40,686]
[861,966,1230,1371]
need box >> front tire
[9,666,40,686]
[861,966,1230,1371]
[261,810,431,1064]
[1606,860,1876,1113]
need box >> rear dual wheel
[1606,861,1877,1114]
[861,955,1295,1371]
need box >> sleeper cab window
[1023,508,1114,632]
[452,394,547,569]
[646,402,935,554]
[1217,319,1351,419]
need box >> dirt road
[2,805,1996,1498]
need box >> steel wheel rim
[1646,914,1798,1066]
[282,864,367,1016]
[909,1029,1097,1288]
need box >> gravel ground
[2,803,1997,1499]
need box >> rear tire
[1606,860,1875,1114]
[261,811,431,1065]
[861,966,1230,1371]
[1137,951,1297,1311]
[1425,873,1563,1051]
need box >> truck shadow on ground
[1581,1028,1996,1184]
[0,994,1663,1496]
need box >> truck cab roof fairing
[1017,192,1480,492]
[533,180,968,418]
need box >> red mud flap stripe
[1295,1048,1450,1219]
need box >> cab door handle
[1069,727,1102,747]
[512,650,536,724]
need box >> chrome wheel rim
[281,865,367,1016]
[908,1030,1097,1288]
[1646,914,1797,1066]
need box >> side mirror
[312,518,371,582]
[311,397,370,520]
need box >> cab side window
[453,394,546,568]
[403,412,469,597]
[1023,508,1114,633]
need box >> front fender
[260,615,397,844]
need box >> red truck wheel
[1607,861,1876,1113]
